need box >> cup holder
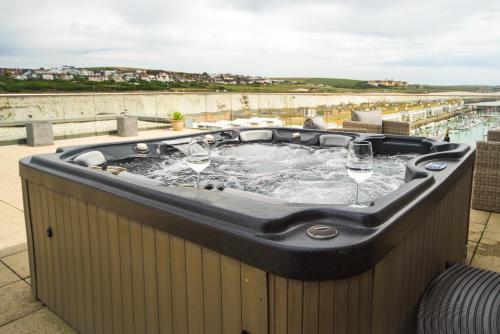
[306,225,339,240]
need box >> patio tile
[466,242,478,265]
[471,243,500,273]
[0,307,75,334]
[470,209,491,225]
[468,222,486,243]
[0,243,27,258]
[0,201,27,251]
[2,250,29,279]
[0,195,24,212]
[0,165,21,179]
[480,212,500,247]
[0,201,23,222]
[489,212,500,226]
[0,280,42,326]
[0,175,23,211]
[24,277,31,285]
[0,262,20,288]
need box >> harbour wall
[0,92,458,123]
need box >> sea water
[116,143,416,205]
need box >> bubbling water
[115,143,416,205]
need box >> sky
[1,0,500,85]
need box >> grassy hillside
[286,78,500,93]
[284,77,365,89]
[0,74,368,93]
[1,72,499,94]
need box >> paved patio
[0,129,498,332]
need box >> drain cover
[306,225,339,240]
[425,162,447,171]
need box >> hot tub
[19,128,474,334]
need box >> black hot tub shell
[19,128,475,334]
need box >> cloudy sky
[1,0,500,85]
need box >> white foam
[118,143,415,205]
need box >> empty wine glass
[346,141,373,207]
[186,138,211,188]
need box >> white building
[88,75,105,82]
[156,73,171,82]
[62,66,80,76]
[111,74,125,82]
[383,103,458,123]
[80,69,94,76]
[49,67,62,75]
[123,73,136,81]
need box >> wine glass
[346,141,373,207]
[186,138,211,188]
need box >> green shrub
[172,111,183,120]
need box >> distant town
[0,66,414,87]
[2,66,496,94]
[366,79,408,88]
[0,66,290,86]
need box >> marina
[412,101,500,146]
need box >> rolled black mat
[418,263,500,334]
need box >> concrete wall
[0,92,457,123]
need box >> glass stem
[356,183,360,205]
[196,173,200,188]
